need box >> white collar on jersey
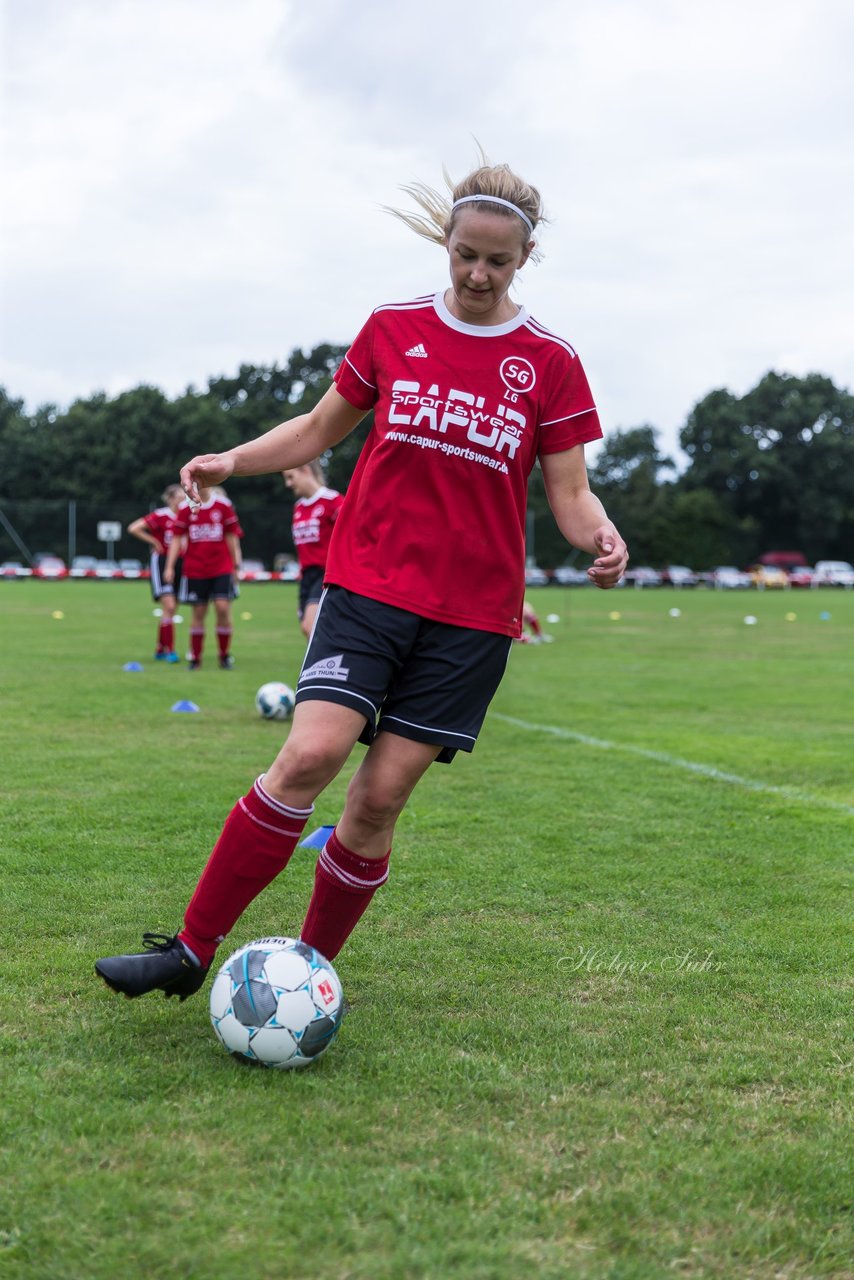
[297,486,337,506]
[432,290,529,337]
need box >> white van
[813,560,854,587]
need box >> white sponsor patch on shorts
[300,654,350,683]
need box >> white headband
[451,194,535,236]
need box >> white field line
[494,713,854,817]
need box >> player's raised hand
[180,453,235,504]
[587,525,629,589]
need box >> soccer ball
[255,681,295,721]
[209,936,345,1069]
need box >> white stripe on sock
[238,797,306,838]
[319,844,389,889]
[254,775,314,818]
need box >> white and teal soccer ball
[209,937,344,1069]
[255,681,295,721]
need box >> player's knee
[266,739,344,796]
[344,774,408,833]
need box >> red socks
[190,627,205,663]
[158,620,175,653]
[179,777,313,967]
[300,828,390,962]
[178,794,389,968]
[216,626,232,660]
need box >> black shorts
[298,565,325,618]
[150,552,182,600]
[295,586,512,764]
[179,573,238,604]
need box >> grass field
[1,580,852,1279]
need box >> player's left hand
[180,453,235,504]
[587,526,628,589]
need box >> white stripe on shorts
[296,684,379,717]
[379,713,476,744]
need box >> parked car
[32,555,68,579]
[813,560,854,587]
[787,565,815,588]
[552,564,589,586]
[71,555,99,578]
[627,566,662,588]
[118,558,144,579]
[750,564,789,589]
[238,559,272,582]
[94,559,122,579]
[662,564,698,587]
[0,560,31,579]
[273,556,300,581]
[710,566,752,589]
[524,561,550,587]
[757,551,808,572]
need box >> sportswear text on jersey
[291,487,345,570]
[175,496,243,578]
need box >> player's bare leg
[300,600,319,640]
[263,699,369,807]
[300,731,441,960]
[338,732,441,857]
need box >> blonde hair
[161,483,183,503]
[283,458,327,484]
[386,148,545,263]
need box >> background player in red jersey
[283,459,345,639]
[96,154,629,1002]
[164,485,243,669]
[127,483,184,662]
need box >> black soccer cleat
[95,933,209,1001]
[219,655,234,670]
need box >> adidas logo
[405,343,428,358]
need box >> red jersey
[174,495,243,578]
[292,486,345,570]
[328,292,602,637]
[143,506,179,553]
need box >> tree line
[1,349,852,569]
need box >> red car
[787,566,815,588]
[32,555,68,579]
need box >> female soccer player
[283,459,345,638]
[127,483,184,662]
[164,485,243,670]
[96,156,629,1001]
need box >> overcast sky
[3,0,853,465]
